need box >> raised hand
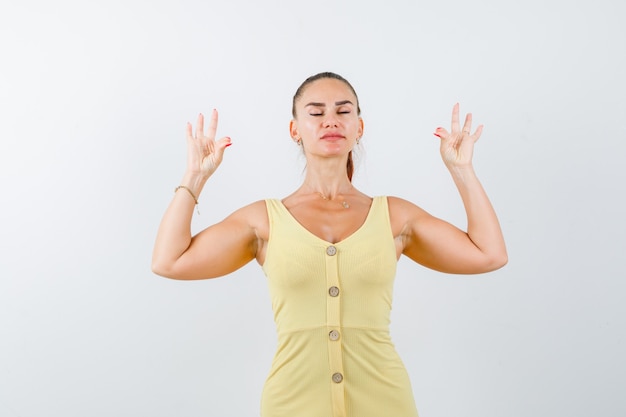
[434,103,483,169]
[186,109,232,179]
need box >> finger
[186,122,193,140]
[195,113,204,138]
[211,136,232,163]
[206,109,218,140]
[217,136,232,150]
[473,124,484,142]
[451,103,460,133]
[433,126,449,139]
[462,113,472,135]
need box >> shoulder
[385,196,432,237]
[234,199,269,213]
[228,199,269,224]
[386,196,429,219]
[227,199,270,240]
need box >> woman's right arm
[151,110,258,280]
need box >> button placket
[325,244,345,416]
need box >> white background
[1,0,625,416]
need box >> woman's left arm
[399,103,507,274]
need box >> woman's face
[290,78,363,157]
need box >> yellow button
[326,245,337,256]
[332,372,343,383]
[329,330,340,341]
[328,286,340,297]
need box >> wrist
[447,164,476,183]
[180,172,208,197]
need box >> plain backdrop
[1,0,625,416]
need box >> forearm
[449,165,507,265]
[152,173,208,274]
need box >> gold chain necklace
[316,192,350,209]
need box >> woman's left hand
[434,103,483,169]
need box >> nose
[323,114,339,128]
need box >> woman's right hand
[186,109,232,179]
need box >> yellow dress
[261,197,419,417]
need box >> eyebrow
[304,100,354,108]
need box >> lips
[321,132,345,140]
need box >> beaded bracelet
[175,185,200,214]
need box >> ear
[358,117,364,138]
[289,119,300,141]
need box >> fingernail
[433,133,442,138]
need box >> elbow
[496,256,508,271]
[151,262,168,278]
[151,259,206,280]
[151,259,177,279]
[501,252,509,267]
[488,251,508,272]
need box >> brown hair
[292,72,361,181]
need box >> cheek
[348,119,362,133]
[301,120,319,132]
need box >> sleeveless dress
[261,196,419,417]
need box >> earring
[296,137,302,146]
[356,137,361,145]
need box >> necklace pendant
[342,201,350,209]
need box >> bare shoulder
[382,196,424,257]
[384,196,429,249]
[386,196,430,226]
[230,199,268,218]
[227,199,270,241]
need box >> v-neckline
[276,197,377,245]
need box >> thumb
[433,127,449,139]
[216,136,232,153]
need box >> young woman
[152,72,507,417]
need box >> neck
[302,154,352,195]
[301,172,352,200]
